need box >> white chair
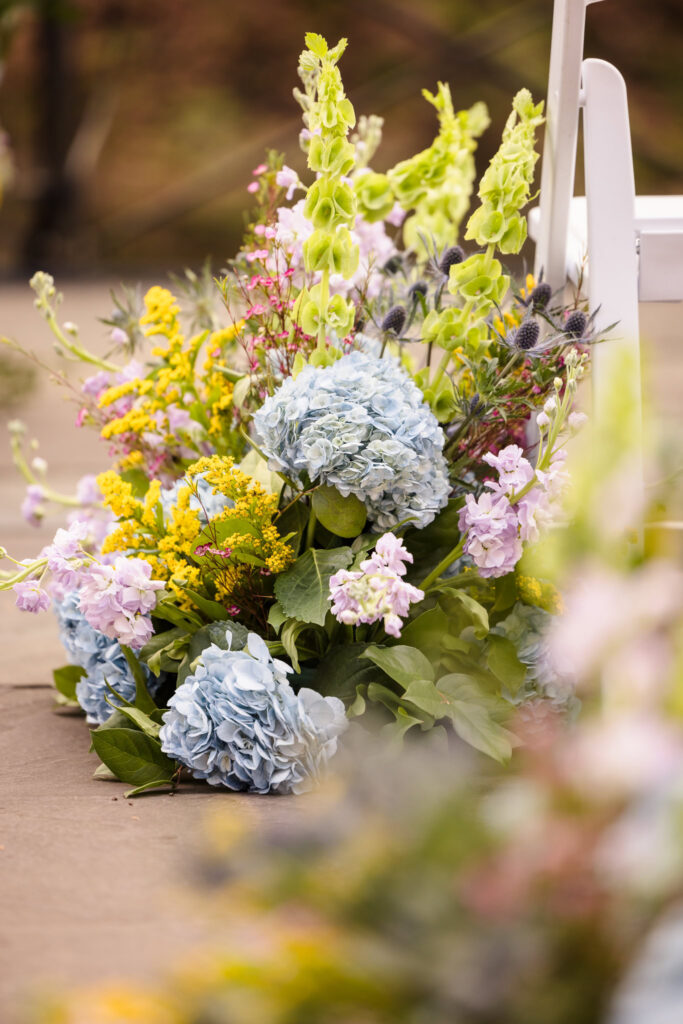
[529,0,683,449]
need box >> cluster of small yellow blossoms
[97,456,293,613]
[187,456,294,577]
[200,322,245,444]
[517,574,563,614]
[94,287,243,466]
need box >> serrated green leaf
[274,546,352,626]
[361,645,434,689]
[312,485,367,538]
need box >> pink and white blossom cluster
[329,533,423,638]
[78,556,165,649]
[459,444,569,578]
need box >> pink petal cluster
[43,521,92,589]
[329,533,424,638]
[13,579,51,613]
[78,555,165,649]
[459,445,568,578]
[21,484,45,527]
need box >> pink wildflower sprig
[329,534,424,638]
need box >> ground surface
[0,280,680,1022]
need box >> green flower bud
[304,177,356,231]
[303,227,359,278]
[308,135,355,177]
[354,170,395,223]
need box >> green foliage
[465,88,544,254]
[52,664,85,702]
[274,546,353,626]
[403,675,513,761]
[311,485,367,537]
[90,727,176,797]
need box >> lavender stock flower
[54,590,158,725]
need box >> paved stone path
[0,280,680,1022]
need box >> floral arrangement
[1,33,598,797]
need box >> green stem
[45,311,119,373]
[418,537,465,591]
[306,507,317,549]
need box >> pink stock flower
[252,163,267,176]
[329,534,423,638]
[13,579,51,613]
[458,492,522,578]
[21,484,45,527]
[78,556,165,649]
[247,181,259,194]
[43,521,91,588]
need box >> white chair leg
[581,58,642,469]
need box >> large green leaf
[486,634,527,694]
[90,727,176,789]
[403,674,514,762]
[398,605,452,664]
[438,589,489,639]
[275,500,309,558]
[312,643,393,706]
[274,546,353,626]
[361,645,435,689]
[312,485,367,538]
[53,664,85,702]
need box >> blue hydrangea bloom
[160,472,231,525]
[253,350,450,530]
[492,602,573,704]
[54,590,158,725]
[159,632,347,794]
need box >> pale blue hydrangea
[159,631,347,794]
[253,350,450,530]
[160,472,231,525]
[54,590,158,725]
[492,602,573,703]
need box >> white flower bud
[536,411,551,428]
[31,456,48,473]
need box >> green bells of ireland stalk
[296,34,359,360]
[465,88,544,254]
[417,89,544,420]
[388,84,489,259]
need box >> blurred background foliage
[0,0,681,276]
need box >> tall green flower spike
[296,33,359,359]
[399,86,490,258]
[465,88,544,255]
[415,90,543,421]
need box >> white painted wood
[581,57,642,453]
[533,0,588,288]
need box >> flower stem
[418,537,465,591]
[317,269,329,352]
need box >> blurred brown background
[0,0,681,277]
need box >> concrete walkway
[0,280,680,1022]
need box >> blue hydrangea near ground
[54,590,158,725]
[159,631,347,794]
[253,350,450,530]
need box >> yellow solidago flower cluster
[98,456,293,614]
[94,287,243,468]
